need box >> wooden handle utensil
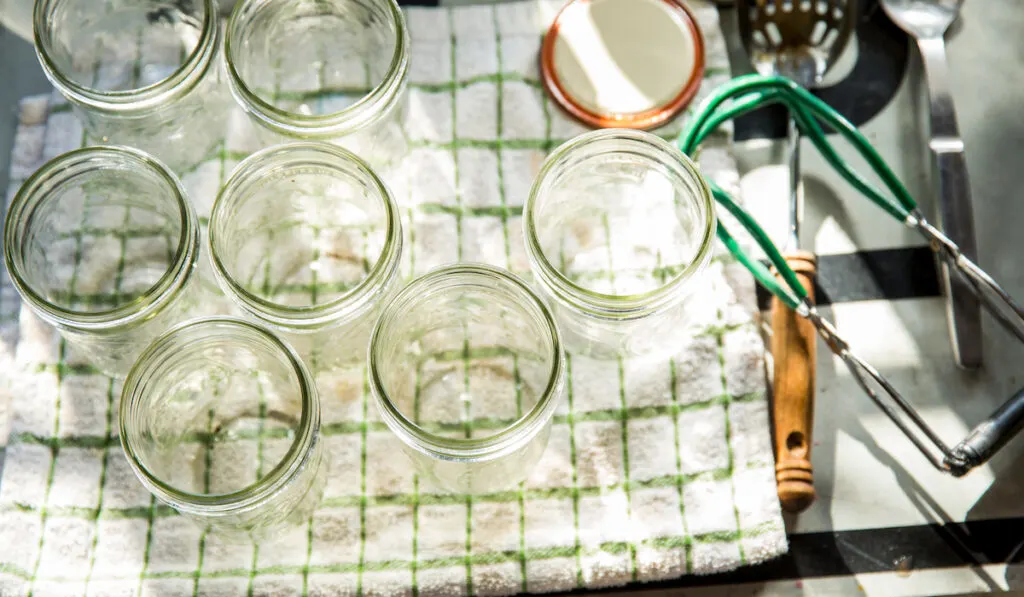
[771,251,817,513]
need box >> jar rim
[524,128,717,317]
[224,0,409,137]
[208,142,403,330]
[119,317,320,513]
[368,264,564,461]
[33,0,220,112]
[3,145,198,332]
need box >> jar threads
[524,128,717,357]
[225,0,410,167]
[209,142,403,367]
[120,317,326,538]
[33,0,230,171]
[368,264,565,494]
[4,146,201,376]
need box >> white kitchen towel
[0,2,786,596]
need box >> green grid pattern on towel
[0,2,785,595]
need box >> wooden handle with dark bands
[770,250,817,513]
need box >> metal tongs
[678,74,1024,476]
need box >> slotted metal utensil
[738,0,856,88]
[880,0,982,369]
[736,0,856,513]
[737,0,856,253]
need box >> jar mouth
[225,0,409,137]
[524,129,717,318]
[368,264,564,461]
[3,146,198,331]
[209,142,402,330]
[33,0,219,112]
[119,317,319,513]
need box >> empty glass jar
[33,0,231,173]
[225,0,409,169]
[208,142,403,369]
[4,146,201,377]
[369,264,565,494]
[120,317,326,538]
[524,129,717,358]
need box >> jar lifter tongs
[678,74,1024,476]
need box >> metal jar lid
[540,0,706,130]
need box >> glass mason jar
[225,0,410,170]
[33,0,232,173]
[120,317,326,539]
[369,264,565,494]
[4,146,201,377]
[209,142,403,370]
[524,129,717,358]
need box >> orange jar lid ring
[540,0,707,130]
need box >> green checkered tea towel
[0,1,786,595]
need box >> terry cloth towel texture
[0,1,787,596]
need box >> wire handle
[681,74,1024,346]
[679,73,1024,476]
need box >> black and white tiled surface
[726,0,1024,594]
[4,0,1024,595]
